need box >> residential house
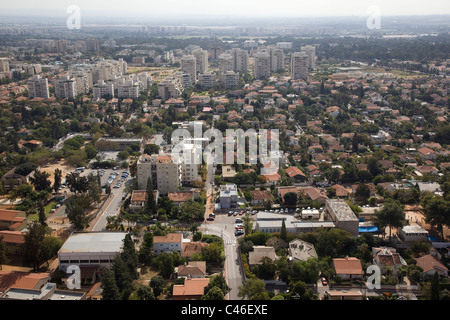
[1,166,35,192]
[415,254,449,279]
[301,187,328,204]
[129,190,159,212]
[181,241,208,259]
[332,257,364,280]
[168,191,195,207]
[415,165,439,176]
[417,147,437,161]
[372,247,407,275]
[249,246,278,267]
[285,166,306,182]
[172,278,210,300]
[330,184,351,198]
[288,239,318,262]
[250,190,273,206]
[153,233,183,256]
[176,261,207,279]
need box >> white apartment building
[301,45,316,70]
[93,80,114,99]
[24,64,41,75]
[158,76,184,100]
[254,51,271,80]
[276,42,293,49]
[54,75,77,99]
[117,80,139,99]
[0,58,10,72]
[192,48,208,74]
[291,51,309,80]
[270,47,285,72]
[69,71,92,94]
[180,54,196,86]
[27,75,49,99]
[198,72,216,89]
[137,154,181,195]
[232,48,249,72]
[218,53,234,75]
[222,71,240,89]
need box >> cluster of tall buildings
[26,58,152,100]
[253,44,316,81]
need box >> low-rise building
[153,233,183,256]
[332,257,364,280]
[172,278,210,300]
[288,239,318,262]
[324,199,359,236]
[58,231,128,272]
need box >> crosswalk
[224,240,236,246]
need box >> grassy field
[27,201,57,221]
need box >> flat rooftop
[326,199,358,222]
[58,232,128,253]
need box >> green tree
[39,236,63,267]
[289,280,316,300]
[421,194,450,240]
[149,275,165,298]
[23,221,47,271]
[283,192,298,206]
[53,168,62,193]
[101,268,120,300]
[238,278,270,300]
[112,255,135,300]
[204,273,230,297]
[121,233,139,280]
[29,169,51,192]
[202,286,225,300]
[136,285,155,300]
[153,252,175,278]
[0,236,9,265]
[374,198,405,242]
[431,271,440,300]
[65,194,93,230]
[280,218,287,241]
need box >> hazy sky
[2,0,450,18]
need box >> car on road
[235,230,244,236]
[235,218,243,223]
[321,277,328,286]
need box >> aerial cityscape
[0,0,449,310]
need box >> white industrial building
[58,231,128,272]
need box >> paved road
[52,168,129,231]
[203,213,245,300]
[90,168,130,231]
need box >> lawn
[27,201,57,221]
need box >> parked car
[321,277,328,286]
[235,230,244,236]
[206,217,215,221]
[228,211,234,216]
